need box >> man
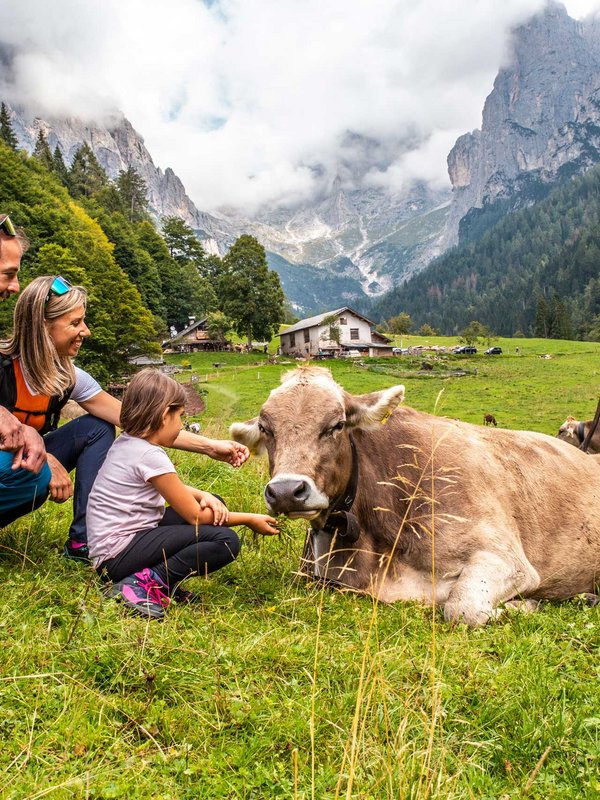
[0,214,49,528]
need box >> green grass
[1,338,599,798]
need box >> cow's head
[230,366,404,528]
[556,415,581,447]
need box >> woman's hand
[198,492,229,526]
[245,514,280,536]
[46,453,73,503]
[204,439,250,467]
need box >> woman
[0,275,249,562]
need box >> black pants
[97,507,240,590]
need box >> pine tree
[116,166,149,223]
[534,296,549,338]
[33,129,54,171]
[52,146,70,187]
[0,103,18,151]
[69,143,108,198]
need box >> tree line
[371,163,600,341]
[0,103,285,374]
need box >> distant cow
[184,421,202,434]
[483,413,497,427]
[557,416,600,454]
[231,366,600,626]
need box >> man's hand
[204,439,250,467]
[198,492,229,525]
[0,406,24,452]
[13,425,47,473]
[46,453,74,503]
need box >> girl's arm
[150,473,279,535]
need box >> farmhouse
[164,317,229,353]
[279,307,393,358]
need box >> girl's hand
[46,454,74,503]
[198,492,229,525]
[246,514,280,536]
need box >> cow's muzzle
[264,473,329,518]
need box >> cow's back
[353,406,600,597]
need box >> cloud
[1,0,585,214]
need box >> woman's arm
[78,390,122,426]
[78,392,250,467]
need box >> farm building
[279,307,393,358]
[163,317,229,353]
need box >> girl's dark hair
[120,368,187,437]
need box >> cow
[483,413,497,427]
[557,416,600,454]
[231,366,600,626]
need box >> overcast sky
[1,0,599,214]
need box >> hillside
[371,164,600,338]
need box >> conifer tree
[33,129,54,171]
[0,103,18,151]
[116,166,149,222]
[52,145,70,187]
[69,143,108,198]
[534,296,549,338]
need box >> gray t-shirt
[71,366,102,403]
[86,433,176,568]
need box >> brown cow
[483,413,497,426]
[231,366,600,626]
[557,416,600,454]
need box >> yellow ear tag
[380,410,392,425]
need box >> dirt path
[182,382,205,415]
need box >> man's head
[0,214,29,300]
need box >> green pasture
[1,338,599,799]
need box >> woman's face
[46,305,90,357]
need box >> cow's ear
[230,418,267,455]
[344,385,405,429]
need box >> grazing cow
[231,366,600,626]
[483,413,497,427]
[557,416,600,454]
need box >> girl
[87,369,279,620]
[0,275,250,561]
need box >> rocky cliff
[5,102,233,255]
[444,2,600,247]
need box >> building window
[350,328,359,340]
[339,317,347,325]
[304,329,310,343]
[290,333,296,347]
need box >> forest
[372,164,600,340]
[0,107,285,381]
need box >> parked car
[485,346,503,355]
[344,349,363,358]
[392,347,409,355]
[455,345,478,354]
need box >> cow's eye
[324,421,345,437]
[258,422,271,436]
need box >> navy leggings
[97,506,240,590]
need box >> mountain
[4,101,233,256]
[371,161,600,337]
[443,1,600,248]
[230,178,450,302]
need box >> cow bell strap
[316,434,361,543]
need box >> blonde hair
[120,369,187,438]
[0,276,87,397]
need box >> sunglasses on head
[45,275,72,305]
[0,214,16,237]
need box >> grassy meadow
[1,337,599,799]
